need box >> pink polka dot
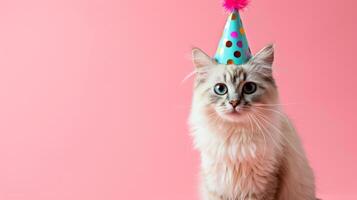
[230,31,238,38]
[237,41,243,48]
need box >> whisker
[181,70,196,84]
[248,114,266,158]
[253,106,286,119]
[253,110,305,159]
[254,102,300,107]
[253,106,296,132]
[250,113,282,154]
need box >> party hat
[214,0,251,65]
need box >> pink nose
[229,100,239,108]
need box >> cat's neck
[198,116,282,162]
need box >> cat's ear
[192,48,215,68]
[250,44,274,67]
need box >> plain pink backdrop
[0,0,356,199]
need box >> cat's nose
[229,100,239,108]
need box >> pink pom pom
[223,0,249,12]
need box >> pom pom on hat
[223,0,249,12]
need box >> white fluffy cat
[189,44,316,200]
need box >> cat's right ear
[250,44,274,67]
[192,48,215,68]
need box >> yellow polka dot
[240,27,245,35]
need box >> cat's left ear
[250,44,274,68]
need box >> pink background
[0,0,356,199]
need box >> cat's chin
[217,110,248,123]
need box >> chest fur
[200,141,280,199]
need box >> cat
[189,44,316,200]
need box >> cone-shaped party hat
[214,0,251,65]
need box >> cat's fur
[189,44,316,200]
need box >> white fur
[189,45,316,200]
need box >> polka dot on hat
[237,41,243,48]
[231,13,237,20]
[239,27,245,35]
[230,31,238,38]
[234,51,241,58]
[227,59,234,64]
[226,41,233,47]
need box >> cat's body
[189,45,316,200]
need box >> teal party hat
[215,0,251,65]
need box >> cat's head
[191,44,279,123]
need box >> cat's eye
[214,83,228,95]
[243,82,257,94]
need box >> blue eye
[243,82,257,94]
[214,83,228,95]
